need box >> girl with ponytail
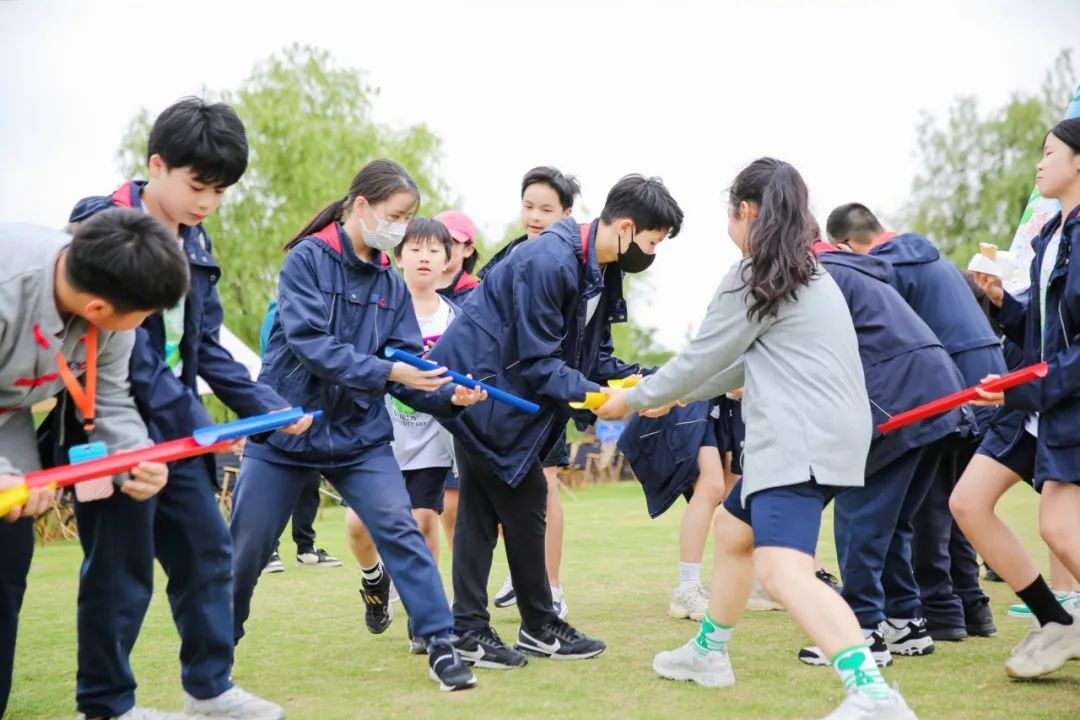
[230,159,486,692]
[595,158,916,718]
[957,116,1080,680]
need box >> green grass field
[9,481,1080,719]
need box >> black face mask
[617,228,655,273]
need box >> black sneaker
[924,618,967,642]
[454,626,528,669]
[882,618,935,656]
[297,548,343,567]
[360,571,394,634]
[427,638,478,691]
[263,552,285,574]
[798,629,892,668]
[816,568,842,591]
[515,619,606,660]
[984,563,1004,582]
[407,618,427,655]
[964,598,997,637]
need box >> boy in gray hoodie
[0,209,189,718]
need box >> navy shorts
[702,397,745,475]
[542,428,570,468]
[976,431,1038,491]
[721,478,837,556]
[444,470,459,491]
[404,467,448,513]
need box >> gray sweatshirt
[626,260,871,502]
[0,223,150,476]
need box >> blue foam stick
[192,408,324,446]
[383,347,540,414]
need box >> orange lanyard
[56,326,97,433]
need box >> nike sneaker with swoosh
[515,619,606,660]
[454,626,529,669]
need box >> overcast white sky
[2,0,1078,348]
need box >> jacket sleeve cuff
[1004,382,1040,412]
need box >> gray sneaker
[182,686,285,719]
[668,584,709,621]
[653,639,735,688]
[820,687,917,719]
[1005,618,1080,679]
[79,709,185,720]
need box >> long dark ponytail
[285,159,421,251]
[730,158,817,322]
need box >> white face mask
[360,205,407,251]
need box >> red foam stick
[877,362,1048,434]
[23,437,232,490]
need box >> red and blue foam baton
[877,363,1047,433]
[0,408,320,516]
[383,347,541,414]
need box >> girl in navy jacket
[228,160,485,692]
[954,117,1080,680]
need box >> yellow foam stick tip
[569,392,609,410]
[0,483,30,518]
[607,377,640,389]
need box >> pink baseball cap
[436,210,478,244]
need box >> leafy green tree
[902,50,1078,264]
[118,44,454,349]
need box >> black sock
[1017,575,1073,626]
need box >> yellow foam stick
[606,376,640,389]
[569,392,609,410]
[0,482,30,518]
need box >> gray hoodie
[626,260,871,503]
[0,223,150,476]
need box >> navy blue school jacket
[870,233,1006,384]
[429,217,640,487]
[619,400,711,518]
[250,222,459,467]
[437,269,479,303]
[42,182,287,477]
[988,207,1080,480]
[818,248,973,474]
[477,234,528,281]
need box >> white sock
[678,562,701,592]
[861,627,877,640]
[551,585,564,601]
[887,617,917,629]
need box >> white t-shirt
[1025,227,1063,437]
[387,296,457,471]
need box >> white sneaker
[493,575,516,608]
[296,548,342,567]
[799,628,892,668]
[653,639,735,688]
[1005,618,1080,678]
[182,686,285,719]
[881,619,934,657]
[668,583,709,621]
[552,586,569,620]
[262,553,285,575]
[80,709,186,720]
[820,687,917,719]
[746,576,783,612]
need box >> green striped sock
[692,612,733,657]
[831,644,889,702]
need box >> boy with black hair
[827,202,1005,642]
[53,97,309,720]
[480,166,582,617]
[430,174,683,669]
[1,211,184,718]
